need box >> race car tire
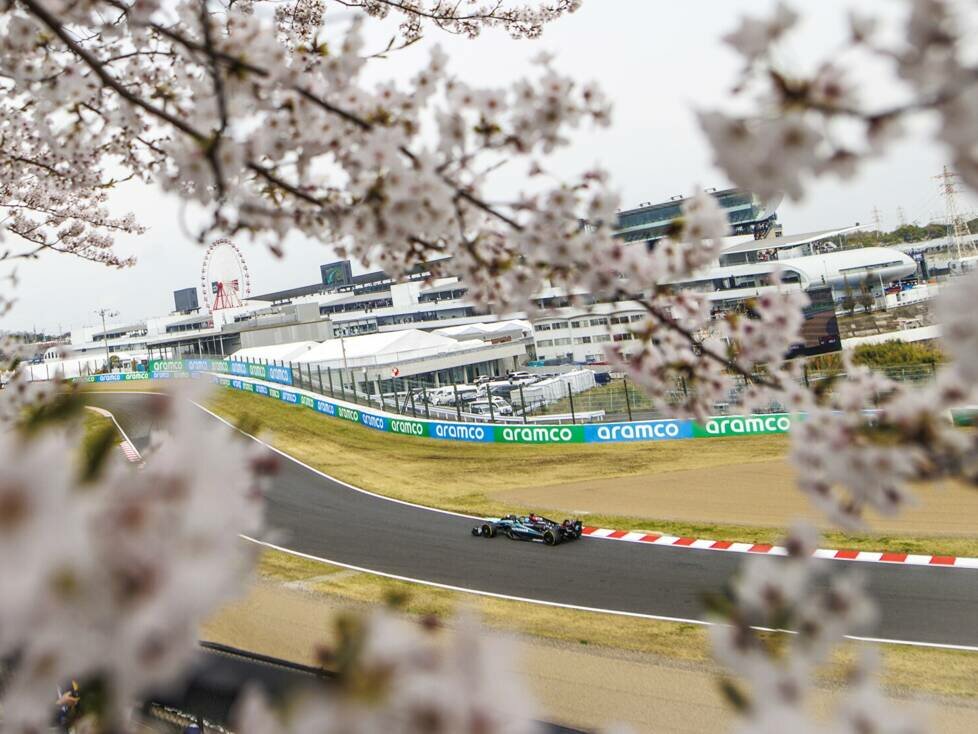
[481,523,495,538]
[506,528,518,540]
[543,529,559,546]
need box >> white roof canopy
[295,329,468,366]
[230,341,318,362]
[432,319,532,338]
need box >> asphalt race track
[88,392,978,649]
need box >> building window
[629,314,644,322]
[553,337,571,346]
[613,332,634,342]
[593,334,611,343]
[590,318,608,326]
[574,336,593,344]
[537,339,554,347]
[570,320,583,328]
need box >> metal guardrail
[54,354,947,426]
[428,406,606,424]
[285,361,605,426]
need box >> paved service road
[88,392,978,649]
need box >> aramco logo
[702,415,792,435]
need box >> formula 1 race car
[471,513,584,545]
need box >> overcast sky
[3,0,976,334]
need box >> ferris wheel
[200,238,251,311]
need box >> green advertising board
[335,405,361,423]
[492,424,585,444]
[691,413,795,437]
[388,417,427,437]
[85,372,150,383]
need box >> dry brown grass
[253,549,978,700]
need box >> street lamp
[95,308,118,372]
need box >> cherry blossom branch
[92,0,526,232]
[18,0,204,142]
[333,0,580,38]
[640,299,783,390]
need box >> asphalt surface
[88,392,978,649]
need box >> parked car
[427,384,480,406]
[594,372,612,386]
[454,385,481,403]
[468,397,513,416]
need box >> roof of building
[719,226,858,256]
[165,313,213,328]
[248,283,328,302]
[249,257,458,303]
[432,320,532,338]
[617,188,743,217]
[670,246,913,285]
[419,279,467,296]
[231,342,319,362]
[892,232,978,253]
[94,322,146,336]
[294,329,468,365]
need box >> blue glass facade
[614,189,778,245]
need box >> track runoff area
[87,390,978,652]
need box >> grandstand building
[614,188,782,245]
[50,189,918,377]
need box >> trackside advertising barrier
[85,372,151,383]
[225,360,294,386]
[213,374,797,445]
[83,359,292,385]
[147,359,229,376]
[691,413,793,437]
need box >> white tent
[513,369,596,409]
[295,329,478,368]
[230,341,318,363]
[560,369,597,393]
[433,319,532,340]
[433,324,487,339]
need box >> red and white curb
[581,526,978,569]
[119,440,142,463]
[86,405,144,464]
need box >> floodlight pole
[95,307,118,372]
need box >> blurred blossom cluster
[784,271,978,527]
[699,0,978,197]
[234,610,539,734]
[711,526,926,734]
[0,382,272,731]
